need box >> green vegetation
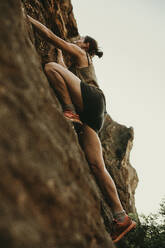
[118,198,165,248]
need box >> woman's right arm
[57,49,67,68]
[28,15,83,58]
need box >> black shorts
[80,81,106,133]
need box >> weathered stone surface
[0,0,138,247]
[23,0,78,65]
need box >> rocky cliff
[0,0,138,247]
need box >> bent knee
[44,62,56,73]
[44,62,63,74]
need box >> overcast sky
[72,0,165,215]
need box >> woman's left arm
[28,15,83,58]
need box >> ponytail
[95,50,103,58]
[84,35,103,58]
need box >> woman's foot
[63,110,82,125]
[111,215,136,243]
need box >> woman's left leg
[80,124,136,242]
[80,124,124,213]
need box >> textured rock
[0,0,138,247]
[23,0,78,65]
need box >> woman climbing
[28,15,136,243]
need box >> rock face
[0,0,138,247]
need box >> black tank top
[69,53,99,88]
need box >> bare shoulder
[69,43,85,57]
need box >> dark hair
[84,36,103,58]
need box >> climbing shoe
[111,215,136,243]
[63,110,82,125]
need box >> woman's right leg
[44,62,83,113]
[44,62,84,124]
